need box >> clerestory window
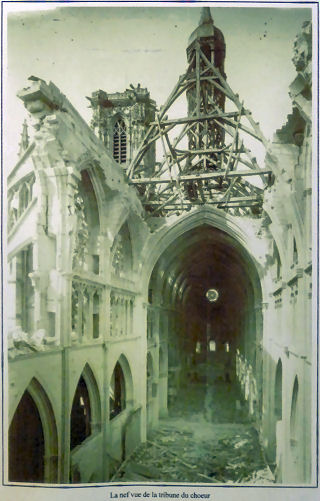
[113,119,127,164]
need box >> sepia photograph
[1,0,318,498]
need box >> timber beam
[145,202,261,211]
[145,195,261,207]
[149,111,242,127]
[129,168,272,185]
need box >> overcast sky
[4,2,313,170]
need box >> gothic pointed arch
[70,375,91,450]
[81,363,101,431]
[9,377,58,483]
[141,208,265,305]
[109,361,126,419]
[70,363,101,450]
[145,207,264,427]
[72,168,100,274]
[111,221,133,277]
[109,354,134,419]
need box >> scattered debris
[112,382,275,484]
[112,423,274,484]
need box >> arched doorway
[147,222,262,423]
[70,375,92,451]
[109,355,135,465]
[70,364,101,453]
[69,364,101,483]
[9,390,44,482]
[9,378,58,483]
[110,362,126,420]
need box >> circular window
[206,288,219,303]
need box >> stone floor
[111,376,274,484]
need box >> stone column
[134,296,148,442]
[7,256,17,333]
[102,342,110,480]
[76,287,83,342]
[254,303,264,421]
[59,273,73,482]
[44,453,59,483]
[86,288,94,341]
[29,268,48,332]
[56,166,81,482]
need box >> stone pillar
[158,308,169,417]
[57,223,74,482]
[59,273,73,482]
[303,266,312,361]
[153,333,160,429]
[303,186,312,258]
[44,454,59,483]
[254,303,264,421]
[77,287,83,342]
[134,297,148,442]
[7,256,17,333]
[29,268,48,332]
[90,419,102,435]
[56,166,81,347]
[302,358,312,483]
[104,286,111,342]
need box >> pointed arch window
[70,376,91,450]
[9,378,58,483]
[110,362,126,419]
[9,390,45,482]
[113,119,127,164]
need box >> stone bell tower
[88,84,156,171]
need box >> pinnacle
[19,119,29,156]
[199,7,214,26]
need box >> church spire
[187,6,221,49]
[18,119,29,156]
[199,6,213,25]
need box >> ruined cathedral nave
[6,7,314,486]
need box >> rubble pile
[112,423,274,484]
[112,379,274,484]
